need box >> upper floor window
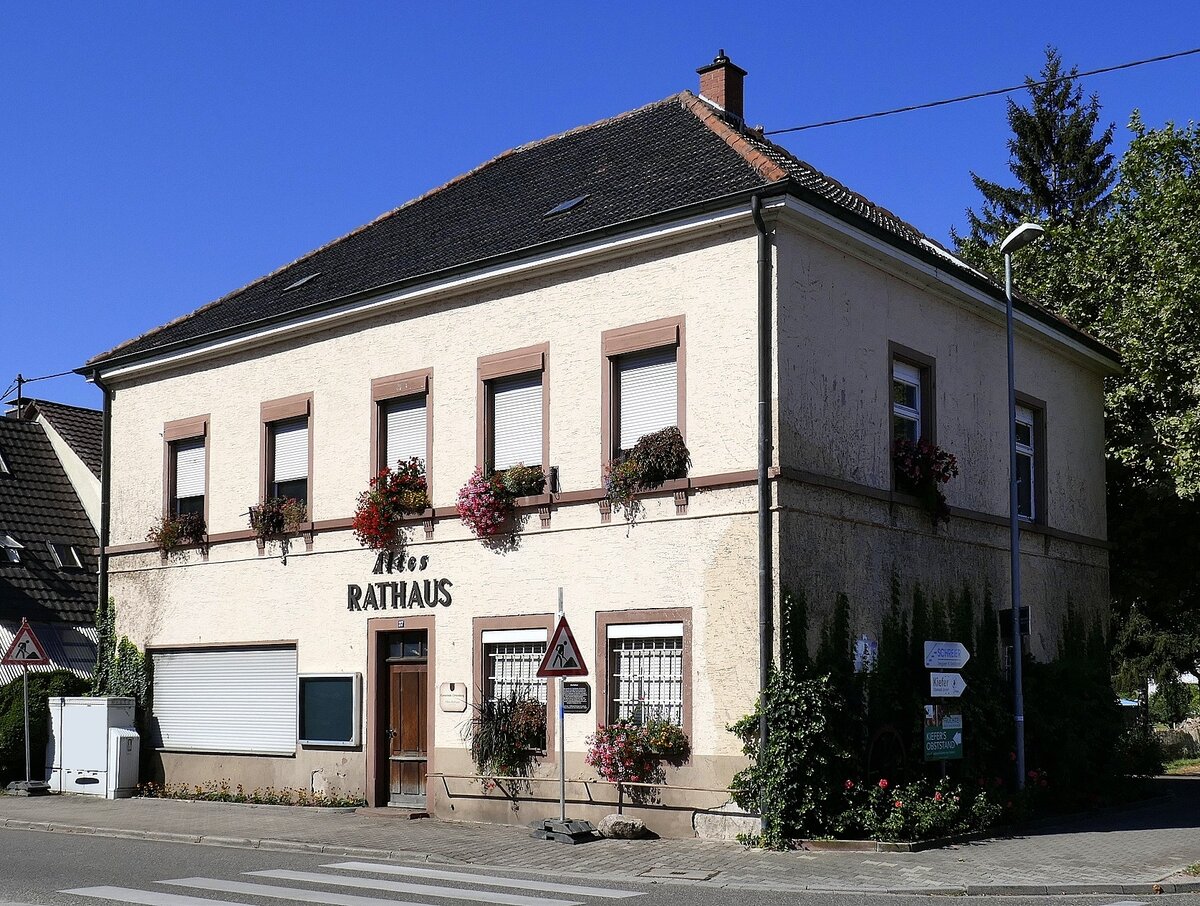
[371,370,431,480]
[892,360,923,443]
[1016,403,1040,522]
[261,394,312,508]
[478,345,548,474]
[602,316,685,465]
[163,415,208,522]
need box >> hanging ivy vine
[91,598,150,712]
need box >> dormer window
[1,533,23,564]
[0,447,9,475]
[48,542,83,571]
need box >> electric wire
[766,46,1200,135]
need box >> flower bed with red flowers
[832,776,1001,842]
[585,720,690,795]
[892,437,959,524]
[352,458,430,552]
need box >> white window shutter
[151,647,298,755]
[174,439,206,499]
[492,373,542,470]
[383,397,427,469]
[617,347,677,450]
[272,419,308,482]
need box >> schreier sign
[346,551,453,611]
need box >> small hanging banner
[537,616,588,678]
[2,619,50,666]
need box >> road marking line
[64,887,257,906]
[322,862,643,899]
[183,872,578,906]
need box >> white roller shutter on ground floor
[151,646,297,755]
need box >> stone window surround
[888,342,936,494]
[600,315,686,477]
[162,414,210,526]
[471,613,558,757]
[594,606,693,741]
[369,368,434,496]
[259,392,314,519]
[476,342,550,475]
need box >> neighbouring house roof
[0,417,98,626]
[15,399,103,478]
[86,92,1117,371]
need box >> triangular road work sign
[2,619,50,666]
[537,615,588,678]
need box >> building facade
[86,57,1116,836]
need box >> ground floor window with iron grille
[482,628,547,749]
[607,622,683,726]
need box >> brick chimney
[697,50,747,122]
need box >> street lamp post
[1000,222,1044,792]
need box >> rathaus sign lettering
[346,551,453,611]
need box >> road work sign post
[2,618,51,789]
[533,591,597,843]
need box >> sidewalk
[3,776,1200,895]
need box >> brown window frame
[162,414,210,526]
[472,614,558,756]
[888,343,936,491]
[260,393,314,518]
[1015,391,1048,525]
[601,315,686,475]
[595,607,692,738]
[476,343,550,474]
[370,369,434,497]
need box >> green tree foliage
[1149,677,1198,726]
[956,46,1115,255]
[0,670,89,784]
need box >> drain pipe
[751,194,774,768]
[91,371,112,630]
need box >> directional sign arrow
[930,671,967,698]
[924,640,970,670]
[953,732,962,746]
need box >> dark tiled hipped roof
[0,419,98,625]
[89,92,1111,368]
[20,399,103,477]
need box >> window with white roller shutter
[150,646,298,755]
[171,437,205,518]
[270,417,309,503]
[615,346,678,452]
[490,372,543,471]
[381,395,427,470]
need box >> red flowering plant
[832,777,1001,842]
[352,457,429,552]
[892,437,960,525]
[585,719,690,802]
[147,511,206,557]
[456,468,515,538]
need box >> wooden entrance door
[387,638,428,806]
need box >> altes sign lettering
[346,551,453,611]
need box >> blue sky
[3,2,1198,409]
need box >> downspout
[751,194,774,768]
[92,371,112,631]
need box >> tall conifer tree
[956,47,1115,256]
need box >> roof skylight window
[543,194,589,218]
[283,272,321,292]
[1,533,23,564]
[47,542,83,571]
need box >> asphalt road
[2,829,1199,906]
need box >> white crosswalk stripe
[244,869,580,906]
[63,860,646,906]
[323,862,643,899]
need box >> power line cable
[766,46,1200,135]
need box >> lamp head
[1000,222,1045,256]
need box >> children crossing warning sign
[537,615,588,678]
[1,619,50,666]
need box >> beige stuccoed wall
[772,219,1111,651]
[107,227,761,546]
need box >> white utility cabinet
[45,696,137,797]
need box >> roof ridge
[22,398,101,415]
[679,92,790,183]
[87,93,692,367]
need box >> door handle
[386,728,397,739]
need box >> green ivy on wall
[91,598,150,712]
